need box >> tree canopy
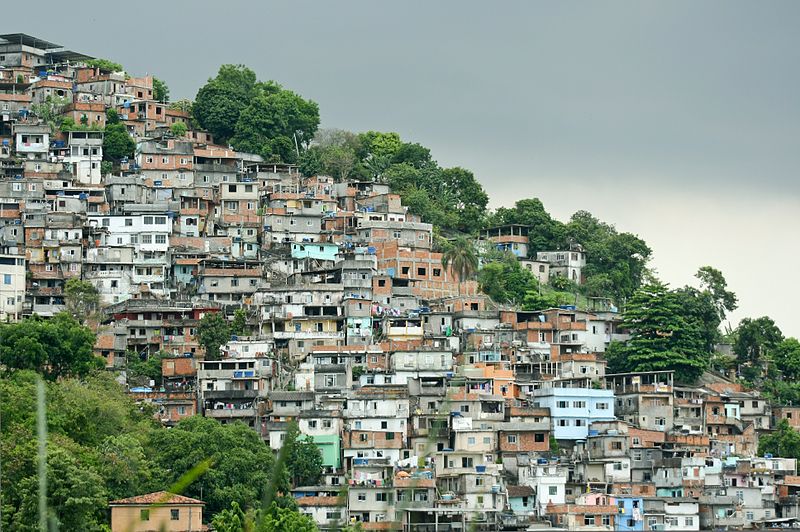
[0,313,100,380]
[605,281,710,383]
[197,312,231,360]
[63,278,100,321]
[103,122,135,162]
[153,77,169,102]
[149,416,276,516]
[478,252,538,304]
[193,65,319,159]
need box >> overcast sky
[7,1,799,336]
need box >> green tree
[153,77,169,102]
[64,278,100,321]
[441,237,479,294]
[30,95,69,134]
[759,420,800,459]
[11,442,108,531]
[298,147,323,177]
[100,160,113,176]
[86,58,123,72]
[149,416,275,516]
[103,123,135,162]
[695,266,738,319]
[171,121,188,137]
[772,338,800,381]
[0,313,100,380]
[392,142,432,168]
[478,253,537,304]
[231,308,249,337]
[230,88,320,163]
[127,350,167,387]
[734,316,784,368]
[169,98,194,114]
[319,144,357,181]
[197,312,231,360]
[487,198,564,254]
[0,370,159,530]
[193,64,258,144]
[285,423,323,487]
[612,281,709,383]
[106,107,120,125]
[357,131,402,160]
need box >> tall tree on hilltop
[734,316,784,365]
[442,237,479,295]
[612,281,709,382]
[193,64,258,144]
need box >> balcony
[205,407,257,418]
[203,389,259,400]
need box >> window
[142,234,152,244]
[468,437,476,445]
[534,433,545,442]
[685,517,694,527]
[584,515,595,526]
[170,509,179,520]
[475,477,484,486]
[376,493,388,502]
[461,457,474,468]
[745,512,754,520]
[507,434,518,444]
[140,509,150,521]
[357,492,366,501]
[124,218,133,226]
[556,401,568,408]
[573,401,586,408]
[574,419,585,427]
[144,216,153,225]
[597,402,608,410]
[611,441,622,450]
[326,511,342,519]
[155,216,167,224]
[3,274,10,285]
[558,419,568,426]
[632,437,641,445]
[155,235,166,244]
[460,405,470,413]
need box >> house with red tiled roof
[109,491,204,532]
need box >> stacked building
[2,32,798,531]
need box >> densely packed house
[2,33,797,531]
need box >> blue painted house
[615,496,645,531]
[507,485,535,520]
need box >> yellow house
[109,491,204,532]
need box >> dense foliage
[153,76,169,102]
[478,251,538,304]
[193,65,319,162]
[759,420,800,460]
[0,370,318,529]
[604,268,737,384]
[0,313,100,380]
[198,311,232,360]
[487,203,651,304]
[86,58,123,72]
[63,278,100,321]
[149,416,276,516]
[0,371,156,530]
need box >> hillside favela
[2,31,800,532]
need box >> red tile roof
[109,491,204,506]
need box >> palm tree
[441,237,479,295]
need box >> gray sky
[8,1,800,336]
